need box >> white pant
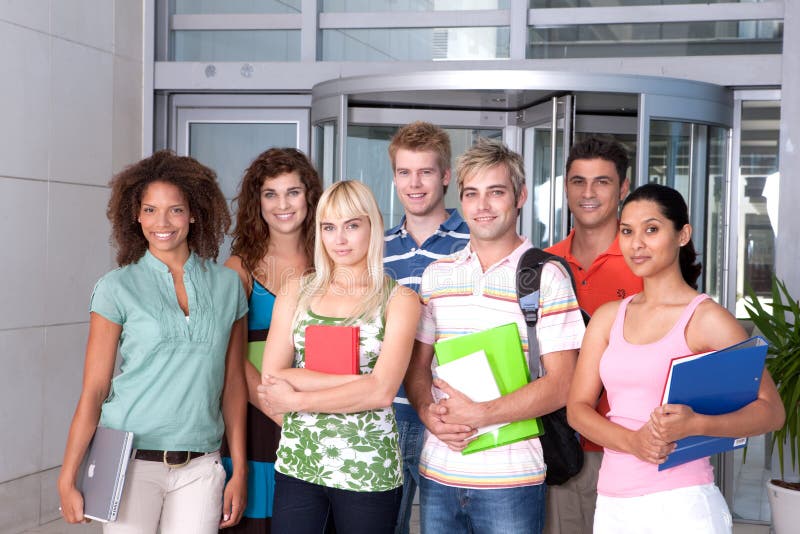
[594,483,732,534]
[104,451,226,534]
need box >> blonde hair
[456,137,525,202]
[388,121,452,174]
[294,180,392,326]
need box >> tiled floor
[22,508,420,534]
[22,509,768,534]
[21,520,99,534]
[732,434,773,522]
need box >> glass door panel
[729,96,781,525]
[646,118,730,298]
[313,120,338,188]
[520,96,571,249]
[704,126,728,302]
[647,119,692,197]
[524,127,565,248]
[188,122,297,198]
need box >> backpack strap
[516,248,582,378]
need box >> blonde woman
[257,180,420,534]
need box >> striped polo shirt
[416,238,586,489]
[384,209,470,422]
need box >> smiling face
[619,199,691,280]
[460,163,526,246]
[566,158,629,230]
[260,171,308,236]
[393,148,450,218]
[319,214,371,269]
[138,181,192,261]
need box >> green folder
[433,322,544,454]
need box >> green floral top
[275,289,403,492]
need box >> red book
[304,325,360,375]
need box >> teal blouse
[91,251,248,451]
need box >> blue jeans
[395,418,425,534]
[419,476,546,534]
[272,471,401,534]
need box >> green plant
[744,278,800,481]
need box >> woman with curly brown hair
[57,151,249,533]
[221,147,322,533]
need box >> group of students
[57,122,785,534]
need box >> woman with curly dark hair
[221,147,322,533]
[57,151,249,533]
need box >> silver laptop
[76,426,134,522]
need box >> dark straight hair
[622,183,702,289]
[566,137,630,184]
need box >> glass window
[322,27,509,61]
[648,120,691,198]
[525,126,565,248]
[187,121,298,263]
[647,120,729,298]
[172,30,300,61]
[728,99,780,527]
[323,0,508,12]
[188,122,298,199]
[530,0,769,6]
[528,20,782,58]
[345,124,502,229]
[314,121,338,187]
[174,0,300,14]
[322,27,510,61]
[704,126,728,302]
[735,100,780,314]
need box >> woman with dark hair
[221,147,322,533]
[567,183,784,533]
[57,151,249,533]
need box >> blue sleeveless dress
[221,279,279,533]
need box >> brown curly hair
[230,147,323,275]
[107,150,231,266]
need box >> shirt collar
[386,216,406,237]
[440,209,465,231]
[558,227,624,260]
[454,236,531,270]
[141,250,198,273]
[386,208,463,237]
[607,234,623,256]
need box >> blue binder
[658,336,767,471]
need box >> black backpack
[516,247,588,486]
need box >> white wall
[0,2,143,531]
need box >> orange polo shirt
[547,229,643,452]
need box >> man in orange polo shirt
[544,137,643,534]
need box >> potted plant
[744,277,800,533]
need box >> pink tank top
[597,293,715,497]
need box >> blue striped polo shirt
[384,208,470,421]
